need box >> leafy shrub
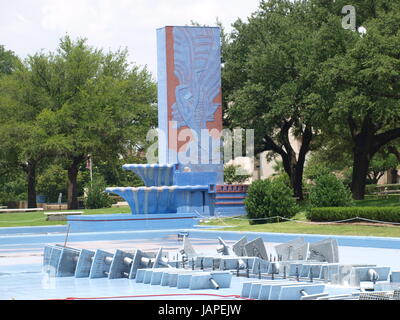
[309,173,353,207]
[307,207,400,223]
[224,164,251,184]
[84,175,113,209]
[37,164,68,203]
[304,161,332,181]
[0,174,26,206]
[244,178,298,224]
[271,173,291,187]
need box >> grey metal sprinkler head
[283,265,287,279]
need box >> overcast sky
[0,0,261,78]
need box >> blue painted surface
[106,186,210,215]
[0,229,193,248]
[1,226,400,300]
[171,27,221,134]
[174,171,217,186]
[156,27,168,165]
[0,267,252,300]
[164,27,223,180]
[66,213,197,233]
[122,164,176,186]
[0,225,67,236]
[36,195,47,203]
[106,187,178,214]
[104,26,240,219]
[1,224,400,250]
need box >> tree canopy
[222,0,353,199]
[314,0,400,198]
[0,36,157,208]
[223,0,400,199]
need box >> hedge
[306,207,400,223]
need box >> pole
[90,156,93,187]
[63,224,71,247]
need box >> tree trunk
[263,123,312,202]
[349,115,376,200]
[293,163,305,201]
[390,168,398,184]
[293,126,313,201]
[351,148,371,200]
[26,161,37,208]
[348,115,400,199]
[280,150,302,199]
[67,156,84,210]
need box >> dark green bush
[244,178,298,224]
[0,178,26,206]
[271,173,291,188]
[307,207,400,223]
[37,164,68,203]
[304,161,332,181]
[224,164,251,184]
[84,175,113,209]
[309,173,353,207]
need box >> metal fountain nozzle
[216,245,225,254]
[141,257,151,267]
[368,268,379,283]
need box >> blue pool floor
[1,226,400,300]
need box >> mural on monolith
[157,26,223,183]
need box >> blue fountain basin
[66,213,197,232]
[105,185,209,215]
[122,164,178,187]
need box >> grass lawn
[1,197,400,238]
[354,195,400,207]
[0,206,132,228]
[200,196,400,238]
[200,216,400,238]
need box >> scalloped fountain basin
[122,164,177,187]
[105,185,208,214]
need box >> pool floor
[1,227,400,300]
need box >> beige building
[225,133,398,185]
[226,133,303,183]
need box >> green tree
[314,0,400,199]
[36,164,68,203]
[304,140,400,187]
[0,45,20,76]
[0,45,25,206]
[367,151,399,184]
[222,0,352,200]
[33,36,157,209]
[0,62,52,208]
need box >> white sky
[0,0,261,78]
